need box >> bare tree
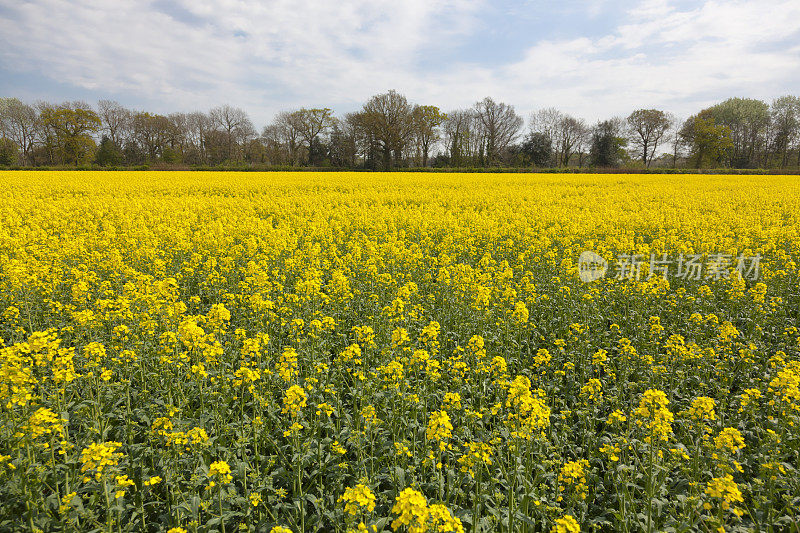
[551,113,586,167]
[345,111,382,169]
[443,110,471,166]
[576,121,593,168]
[260,124,284,165]
[8,92,800,170]
[183,112,213,164]
[527,108,564,165]
[209,104,255,162]
[666,113,684,168]
[264,111,304,166]
[474,97,522,165]
[328,116,359,168]
[168,112,191,158]
[443,109,485,167]
[528,108,561,141]
[0,98,39,165]
[131,112,174,161]
[97,100,131,148]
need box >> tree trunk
[383,144,391,170]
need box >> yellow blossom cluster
[339,484,376,516]
[634,389,674,443]
[390,488,463,533]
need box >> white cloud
[0,0,484,121]
[426,0,800,122]
[1,0,799,127]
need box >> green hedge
[1,164,799,174]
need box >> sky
[1,0,800,129]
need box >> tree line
[1,92,799,170]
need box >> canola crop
[0,171,799,533]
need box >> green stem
[103,478,112,533]
[219,487,226,533]
[473,468,482,533]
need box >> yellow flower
[338,343,363,365]
[59,492,77,515]
[600,443,621,462]
[705,474,744,516]
[607,410,627,424]
[391,327,410,348]
[283,422,303,437]
[395,442,413,458]
[768,368,800,415]
[80,442,124,479]
[282,385,307,417]
[25,407,65,440]
[116,474,135,488]
[8,168,800,531]
[427,503,464,533]
[426,410,453,449]
[316,402,334,416]
[739,388,762,412]
[592,349,608,366]
[551,515,580,533]
[233,366,260,388]
[361,405,381,426]
[634,389,673,443]
[208,460,232,487]
[277,346,299,382]
[580,378,603,403]
[391,488,429,533]
[714,428,745,454]
[533,348,551,368]
[339,484,376,515]
[505,375,551,439]
[443,392,462,410]
[352,326,376,348]
[688,396,717,422]
[457,442,493,477]
[558,460,590,501]
[187,427,209,446]
[511,301,529,323]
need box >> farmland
[0,171,799,532]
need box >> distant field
[1,171,799,532]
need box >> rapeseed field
[0,171,798,532]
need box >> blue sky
[2,0,799,128]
